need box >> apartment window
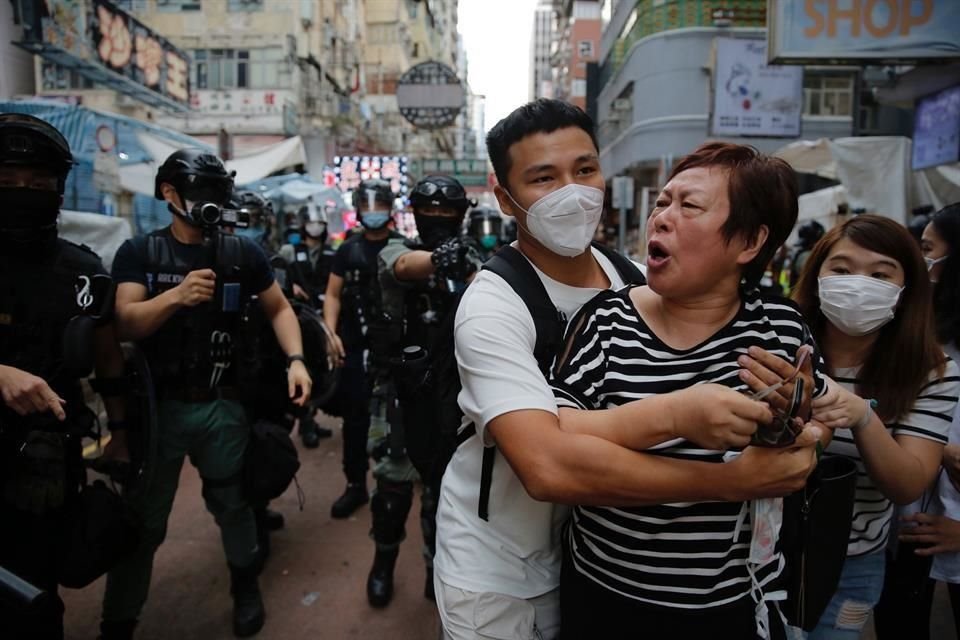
[571,79,587,97]
[156,0,201,11]
[228,0,263,11]
[803,74,854,116]
[578,40,594,59]
[193,48,290,90]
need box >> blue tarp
[0,99,212,233]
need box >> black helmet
[232,189,274,219]
[410,175,473,215]
[0,113,74,192]
[796,220,825,249]
[352,178,394,212]
[154,148,234,205]
[467,207,503,249]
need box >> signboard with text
[88,0,190,106]
[768,0,960,64]
[711,38,803,138]
[332,156,410,196]
[413,158,489,187]
[14,0,190,111]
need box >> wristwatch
[286,354,306,366]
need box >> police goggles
[413,181,466,201]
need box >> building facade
[530,1,554,100]
[550,0,601,112]
[597,0,854,185]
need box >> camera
[188,202,251,229]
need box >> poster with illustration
[712,38,803,138]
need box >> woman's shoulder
[744,289,806,321]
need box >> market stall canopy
[119,132,307,196]
[775,136,960,225]
[59,209,133,271]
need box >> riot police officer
[465,206,503,259]
[232,189,276,253]
[369,174,482,608]
[275,202,335,447]
[101,149,312,639]
[323,179,403,520]
[0,113,128,639]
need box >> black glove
[431,236,484,282]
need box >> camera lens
[198,202,221,225]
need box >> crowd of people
[1,98,959,640]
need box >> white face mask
[505,183,604,257]
[925,254,948,278]
[818,275,904,337]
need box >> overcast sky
[458,0,539,133]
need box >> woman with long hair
[791,214,959,639]
[878,203,960,639]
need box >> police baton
[0,565,51,613]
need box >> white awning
[118,133,307,196]
[58,210,134,271]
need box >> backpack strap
[483,245,566,374]
[468,246,567,521]
[590,241,647,285]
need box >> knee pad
[370,481,413,545]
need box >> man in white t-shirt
[433,99,820,640]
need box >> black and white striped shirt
[550,286,825,610]
[825,363,959,557]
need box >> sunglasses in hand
[750,377,805,448]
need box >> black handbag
[243,419,301,504]
[57,479,139,589]
[781,455,858,631]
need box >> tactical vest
[139,230,247,391]
[340,233,401,353]
[0,240,108,429]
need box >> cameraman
[100,149,311,639]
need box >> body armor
[139,229,247,391]
[0,240,109,514]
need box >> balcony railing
[599,0,766,89]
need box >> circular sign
[95,125,116,152]
[396,61,465,130]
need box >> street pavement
[59,409,959,640]
[62,412,441,640]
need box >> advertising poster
[913,84,960,170]
[712,38,803,138]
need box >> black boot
[300,415,332,448]
[331,483,368,519]
[366,547,399,608]
[263,508,285,531]
[99,619,138,640]
[229,563,265,637]
[424,566,435,601]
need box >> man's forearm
[93,324,126,422]
[515,429,747,506]
[394,250,435,281]
[116,288,183,341]
[323,296,340,334]
[557,395,678,451]
[270,305,304,357]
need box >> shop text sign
[768,0,960,63]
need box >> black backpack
[403,243,646,520]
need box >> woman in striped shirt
[792,215,959,639]
[550,142,823,639]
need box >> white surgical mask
[925,254,948,272]
[818,275,904,337]
[505,183,604,257]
